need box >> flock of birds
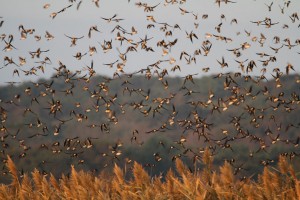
[0,0,299,179]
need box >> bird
[185,30,198,43]
[64,34,84,46]
[0,20,4,27]
[101,14,124,23]
[88,26,101,38]
[265,2,273,12]
[269,45,283,53]
[217,56,228,68]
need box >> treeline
[0,73,299,183]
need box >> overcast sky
[0,0,299,85]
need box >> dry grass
[1,154,299,200]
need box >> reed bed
[1,152,299,200]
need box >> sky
[0,0,299,85]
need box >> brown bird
[217,56,228,68]
[88,26,101,38]
[64,34,84,46]
[101,14,124,23]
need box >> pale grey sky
[0,0,299,84]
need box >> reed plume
[0,155,299,200]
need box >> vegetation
[0,74,299,184]
[1,150,300,200]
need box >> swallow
[88,26,101,38]
[143,3,160,12]
[73,52,87,60]
[185,31,198,43]
[101,14,124,23]
[265,2,273,12]
[269,45,283,53]
[45,31,54,40]
[217,56,228,68]
[64,34,84,46]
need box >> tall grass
[1,153,299,200]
